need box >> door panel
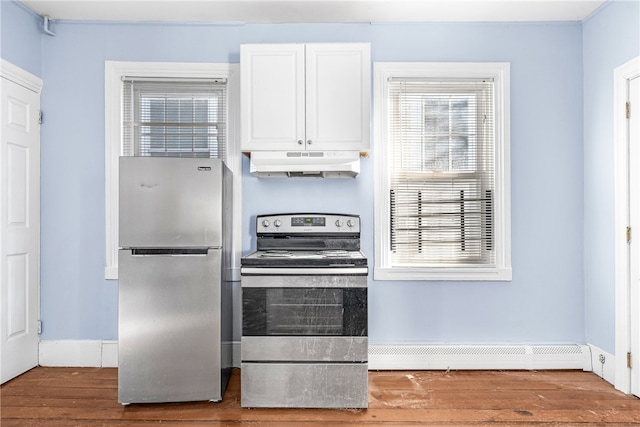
[7,253,28,337]
[1,68,41,384]
[7,143,28,226]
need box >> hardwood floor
[2,367,639,426]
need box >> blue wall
[3,0,635,350]
[583,1,640,354]
[0,0,43,77]
[37,18,586,344]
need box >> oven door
[241,273,367,362]
[241,274,367,339]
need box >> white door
[0,61,42,384]
[629,75,640,397]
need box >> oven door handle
[240,267,368,276]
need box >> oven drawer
[242,336,367,362]
[241,362,368,408]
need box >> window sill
[105,267,118,280]
[373,266,512,281]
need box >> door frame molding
[614,55,640,395]
[0,59,43,94]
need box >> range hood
[249,151,361,178]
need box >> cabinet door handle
[298,140,303,145]
[307,140,312,145]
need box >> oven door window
[243,288,367,337]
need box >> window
[374,63,511,281]
[105,62,240,280]
[122,79,227,158]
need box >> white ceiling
[21,0,607,24]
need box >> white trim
[39,340,239,368]
[101,341,119,367]
[39,340,117,367]
[374,266,512,281]
[0,59,43,94]
[369,344,591,371]
[104,61,242,281]
[588,343,616,386]
[373,62,512,281]
[41,341,591,372]
[613,55,640,395]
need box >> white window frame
[373,62,512,281]
[104,61,241,281]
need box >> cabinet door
[305,43,371,152]
[241,44,305,151]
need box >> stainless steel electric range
[240,213,368,409]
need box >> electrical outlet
[599,354,606,364]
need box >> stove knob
[261,219,270,228]
[335,219,344,227]
[347,219,355,228]
[274,219,282,228]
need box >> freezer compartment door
[118,249,229,403]
[119,157,227,248]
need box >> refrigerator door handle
[131,248,210,256]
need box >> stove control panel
[256,213,360,234]
[291,216,326,227]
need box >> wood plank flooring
[2,367,640,426]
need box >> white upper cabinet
[241,43,371,153]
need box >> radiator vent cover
[368,344,591,371]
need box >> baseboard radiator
[38,341,592,372]
[368,344,592,371]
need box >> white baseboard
[368,344,592,371]
[39,340,239,368]
[587,343,615,385]
[39,341,593,373]
[39,340,118,368]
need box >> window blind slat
[388,78,495,266]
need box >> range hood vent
[249,151,361,178]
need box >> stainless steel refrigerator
[118,157,233,404]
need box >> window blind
[388,78,495,266]
[122,78,227,159]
